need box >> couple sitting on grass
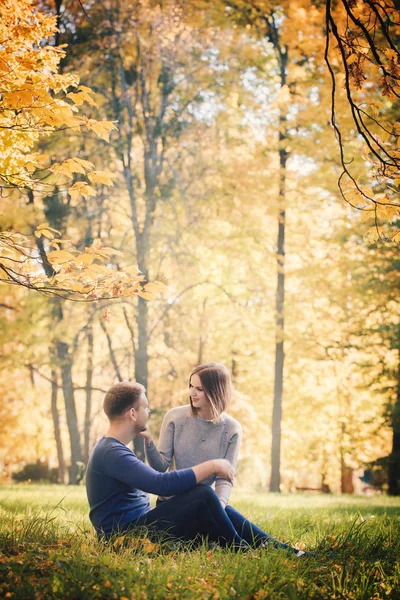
[86,362,309,556]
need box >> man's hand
[192,459,235,485]
[213,459,235,483]
[137,426,153,446]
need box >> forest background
[0,0,399,497]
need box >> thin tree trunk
[123,306,136,381]
[231,351,239,385]
[100,318,123,382]
[135,295,149,390]
[268,18,289,493]
[50,366,65,484]
[388,351,400,495]
[270,144,287,492]
[197,299,207,366]
[36,233,83,485]
[339,421,354,493]
[84,322,94,463]
[134,293,148,461]
[56,338,84,484]
[341,462,354,494]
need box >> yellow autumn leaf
[360,208,375,222]
[112,536,125,550]
[362,186,374,198]
[363,226,380,243]
[376,204,398,220]
[142,538,159,554]
[85,264,112,276]
[47,250,76,263]
[58,157,94,175]
[69,182,97,202]
[121,287,141,297]
[34,225,60,239]
[88,170,116,186]
[35,223,60,234]
[144,281,167,294]
[124,265,141,274]
[71,158,96,171]
[137,291,156,300]
[384,49,398,61]
[347,53,358,65]
[76,253,95,266]
[67,87,98,107]
[38,229,56,240]
[85,118,118,141]
[63,282,87,293]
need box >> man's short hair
[103,382,145,420]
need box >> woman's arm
[215,425,242,507]
[142,410,175,472]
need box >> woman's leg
[131,485,248,550]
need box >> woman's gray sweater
[145,404,242,507]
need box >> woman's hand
[137,426,153,446]
[213,459,235,483]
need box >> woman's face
[189,373,210,411]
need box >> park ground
[0,485,399,600]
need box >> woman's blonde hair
[189,363,233,421]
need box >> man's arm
[104,446,233,497]
[192,459,234,485]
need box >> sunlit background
[1,0,399,496]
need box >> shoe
[294,549,315,558]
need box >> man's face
[132,393,150,432]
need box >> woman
[140,363,310,556]
[141,363,241,507]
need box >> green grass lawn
[0,484,399,599]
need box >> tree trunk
[270,169,286,492]
[84,322,94,463]
[133,290,148,462]
[56,338,84,484]
[339,420,354,493]
[388,352,400,495]
[197,299,207,366]
[341,461,355,494]
[268,20,289,493]
[269,118,288,492]
[135,296,149,390]
[37,232,83,484]
[50,366,66,484]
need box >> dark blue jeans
[129,485,288,551]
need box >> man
[86,381,308,555]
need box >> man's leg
[132,485,248,549]
[224,505,280,547]
[225,505,306,554]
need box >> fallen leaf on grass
[143,539,160,554]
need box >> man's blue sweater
[86,437,197,535]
